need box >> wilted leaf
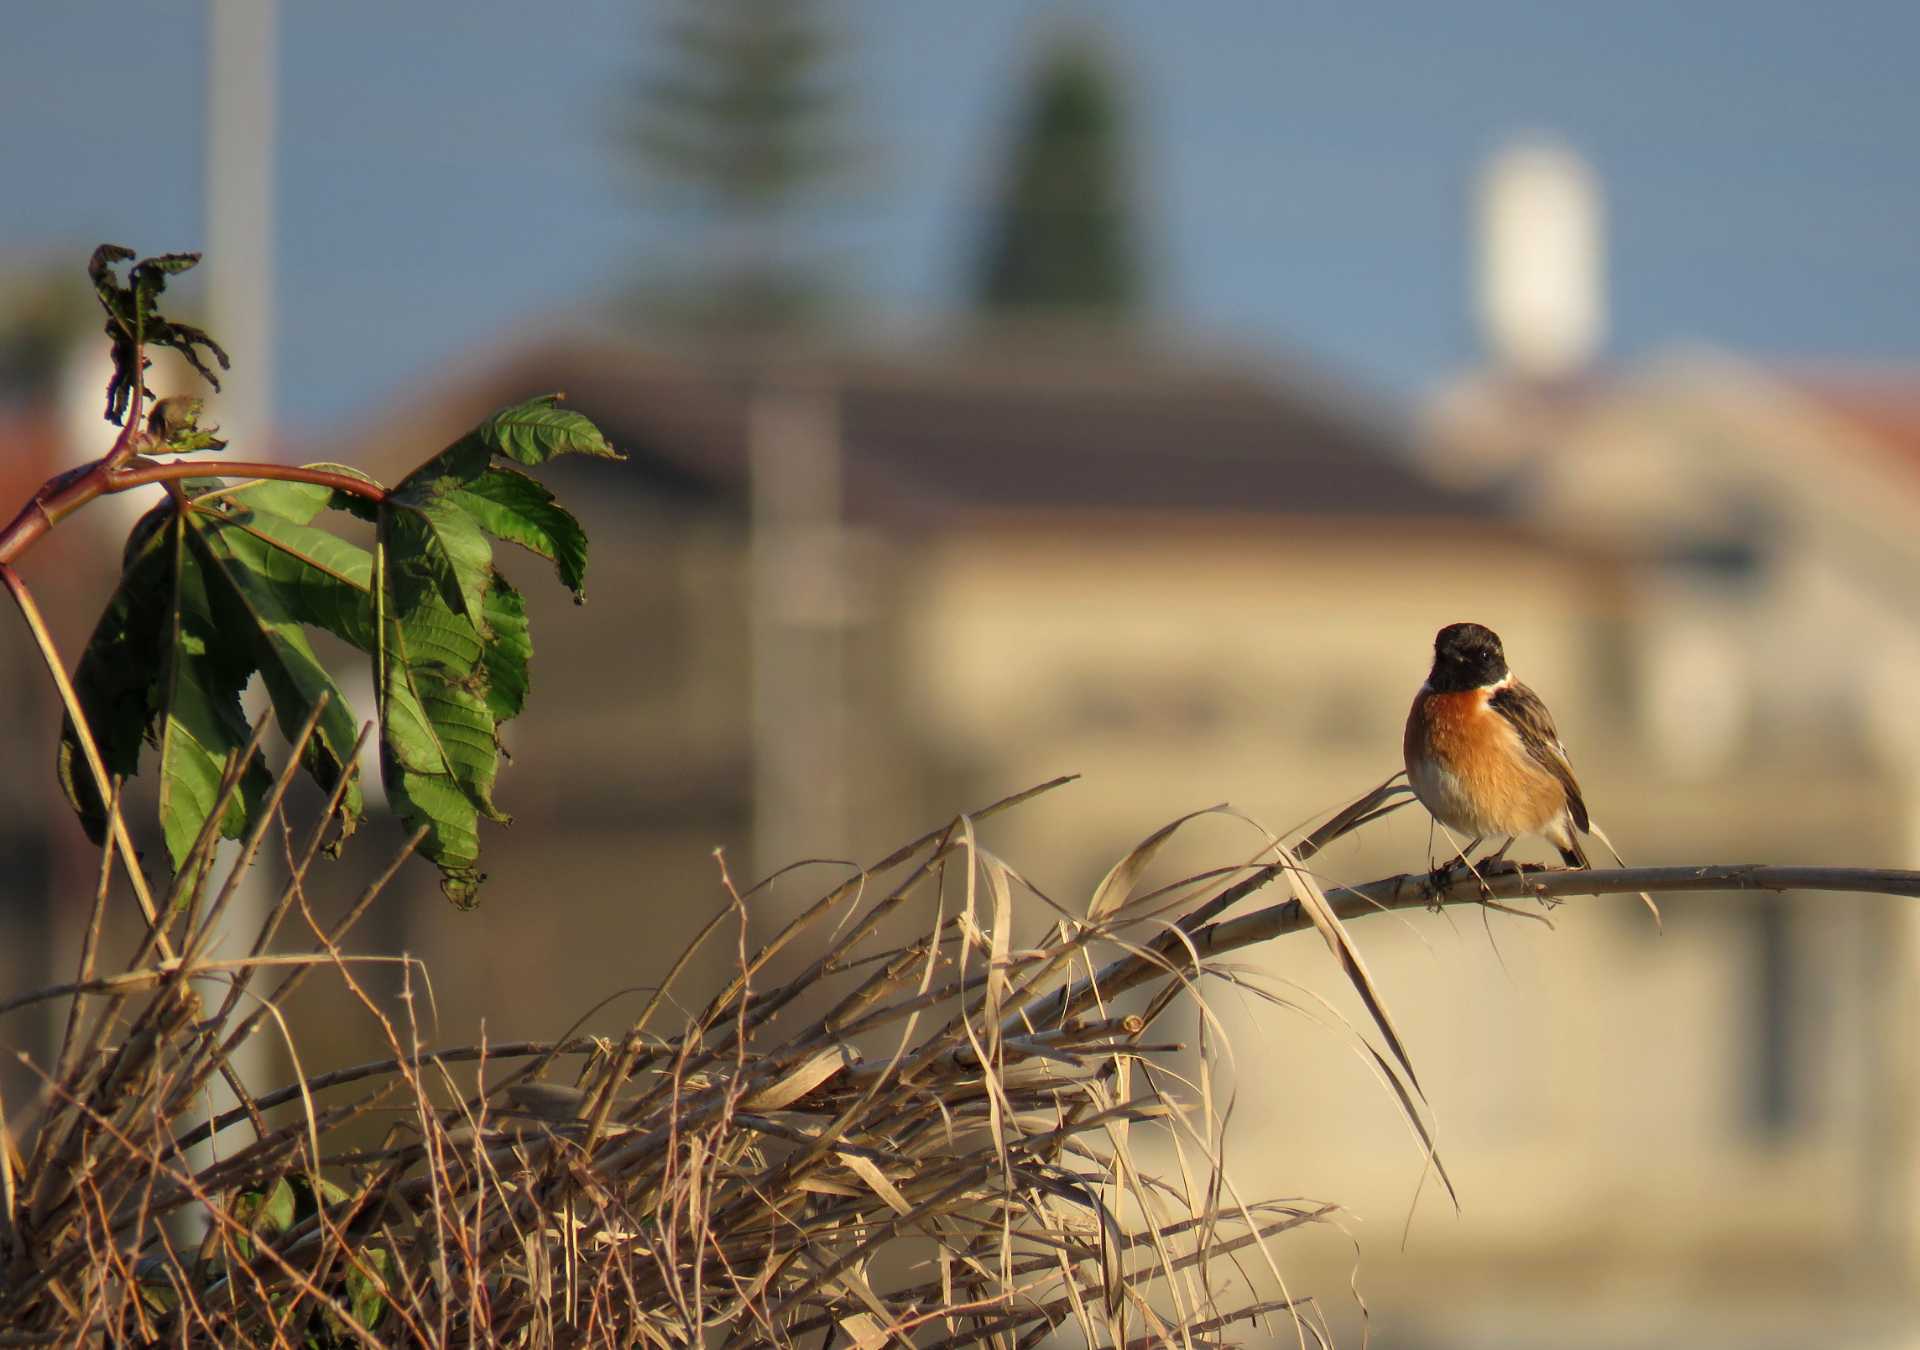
[88,245,228,423]
[1088,804,1229,921]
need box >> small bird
[1404,622,1590,869]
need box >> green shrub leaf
[478,392,623,465]
[56,395,618,904]
[448,466,591,600]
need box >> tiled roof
[1777,367,1920,474]
[341,335,1506,525]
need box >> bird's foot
[1425,856,1479,910]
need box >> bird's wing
[1489,681,1590,832]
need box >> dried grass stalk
[6,747,1919,1347]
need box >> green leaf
[190,522,366,855]
[58,509,174,843]
[448,466,591,599]
[479,575,531,721]
[58,479,373,868]
[386,492,493,631]
[395,433,491,491]
[478,393,624,466]
[203,483,379,651]
[59,492,272,875]
[154,511,270,871]
[248,1177,298,1234]
[54,380,616,905]
[372,527,501,906]
[359,399,619,901]
[227,1177,298,1260]
[345,1247,391,1332]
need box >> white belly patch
[1408,755,1498,836]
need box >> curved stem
[0,565,173,960]
[107,460,387,503]
[0,459,386,567]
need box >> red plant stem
[111,460,387,501]
[0,458,387,566]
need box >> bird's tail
[1556,836,1590,869]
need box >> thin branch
[1094,861,1920,1014]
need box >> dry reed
[6,712,1919,1347]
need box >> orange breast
[1405,687,1567,837]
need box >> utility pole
[207,0,276,456]
[201,0,278,1118]
[747,367,851,889]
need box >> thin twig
[0,564,171,957]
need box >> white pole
[748,367,849,888]
[200,0,279,1132]
[206,0,277,456]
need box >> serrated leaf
[479,575,531,721]
[373,524,505,905]
[228,1176,297,1261]
[56,379,615,905]
[382,761,485,906]
[345,1247,391,1332]
[395,434,491,492]
[207,484,378,650]
[449,466,591,599]
[375,556,505,819]
[58,480,375,868]
[385,492,493,631]
[479,393,624,465]
[58,511,175,842]
[59,497,270,871]
[155,512,270,871]
[190,520,365,852]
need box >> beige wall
[892,507,1920,1336]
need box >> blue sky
[5,0,1918,430]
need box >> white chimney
[1476,136,1605,379]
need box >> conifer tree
[975,34,1143,319]
[623,0,851,331]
